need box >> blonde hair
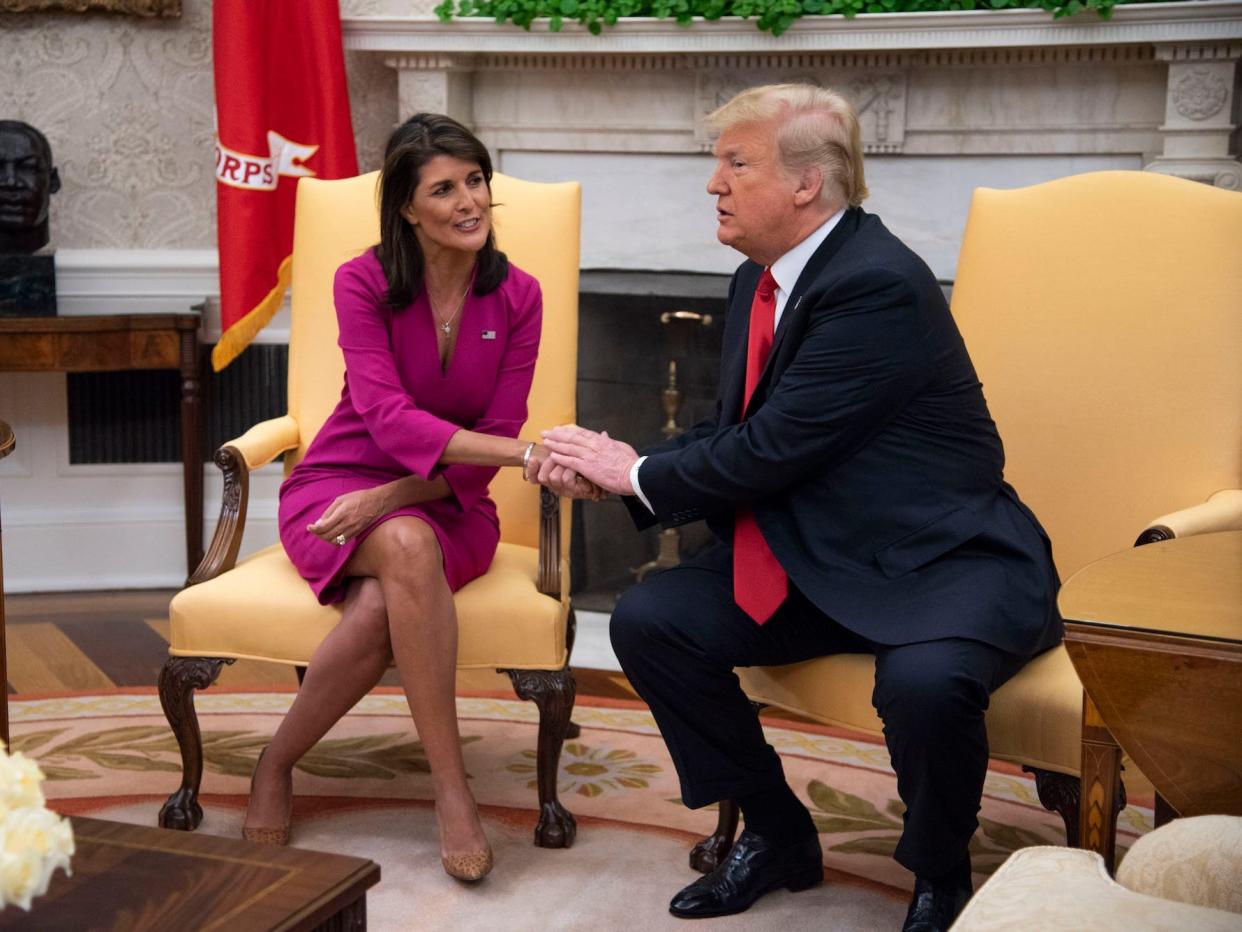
[704,83,868,208]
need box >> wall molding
[54,248,290,344]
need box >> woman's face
[400,154,491,257]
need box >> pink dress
[278,249,542,605]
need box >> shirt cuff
[629,456,654,514]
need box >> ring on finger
[333,533,347,547]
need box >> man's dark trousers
[610,543,1028,878]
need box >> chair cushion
[951,846,1242,931]
[737,645,1082,774]
[1116,815,1242,914]
[170,542,567,670]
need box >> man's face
[0,128,57,232]
[707,119,798,267]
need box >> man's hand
[535,454,606,500]
[542,425,638,496]
[523,442,603,499]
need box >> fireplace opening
[571,269,730,610]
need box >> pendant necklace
[431,277,473,337]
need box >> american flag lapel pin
[481,330,497,340]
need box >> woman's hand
[522,442,550,484]
[308,487,388,545]
[530,441,607,501]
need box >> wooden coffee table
[1059,530,1242,869]
[0,817,379,930]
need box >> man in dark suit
[539,83,1061,931]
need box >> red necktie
[733,269,788,624]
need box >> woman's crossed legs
[243,516,488,863]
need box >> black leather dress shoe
[901,872,972,932]
[668,829,823,919]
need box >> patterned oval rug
[11,689,1153,931]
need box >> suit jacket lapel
[743,208,864,418]
[720,262,762,426]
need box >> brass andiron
[634,310,712,582]
[660,359,681,441]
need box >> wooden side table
[0,419,12,746]
[0,816,380,930]
[0,314,204,577]
[1059,531,1242,869]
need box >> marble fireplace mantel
[342,3,1242,53]
[341,3,1242,276]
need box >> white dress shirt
[629,208,847,512]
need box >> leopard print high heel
[442,845,494,882]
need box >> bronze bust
[0,120,60,255]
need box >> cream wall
[0,0,402,251]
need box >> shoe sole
[668,865,823,919]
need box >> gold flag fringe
[210,254,294,372]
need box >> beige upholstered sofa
[951,815,1242,930]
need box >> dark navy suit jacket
[629,208,1062,656]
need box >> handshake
[522,425,639,501]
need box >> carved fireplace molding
[343,2,1242,188]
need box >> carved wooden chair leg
[690,798,740,874]
[504,667,578,848]
[1023,765,1127,850]
[1025,767,1081,846]
[158,655,232,831]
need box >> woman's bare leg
[244,577,392,831]
[350,517,488,858]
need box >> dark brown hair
[374,113,508,308]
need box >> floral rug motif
[8,689,1153,930]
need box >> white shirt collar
[768,208,846,324]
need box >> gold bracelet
[521,441,536,480]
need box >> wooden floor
[3,589,639,701]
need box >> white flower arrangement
[0,739,74,912]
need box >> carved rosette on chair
[157,171,583,849]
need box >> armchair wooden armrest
[189,415,301,586]
[1135,489,1242,546]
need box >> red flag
[211,0,358,371]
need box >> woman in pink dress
[241,114,564,881]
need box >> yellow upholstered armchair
[158,171,582,848]
[690,171,1242,872]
